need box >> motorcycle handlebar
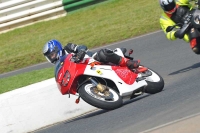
[166,21,191,38]
[177,22,191,38]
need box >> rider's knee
[93,49,121,64]
[192,46,200,54]
[190,37,200,54]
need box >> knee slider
[191,37,200,54]
[189,28,200,40]
[192,46,200,54]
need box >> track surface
[4,31,200,133]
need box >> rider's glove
[64,43,78,53]
[72,50,86,63]
[64,43,88,54]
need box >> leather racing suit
[160,0,200,54]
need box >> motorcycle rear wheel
[78,83,123,110]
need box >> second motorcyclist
[159,0,200,54]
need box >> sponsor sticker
[96,70,102,75]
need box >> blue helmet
[43,39,63,64]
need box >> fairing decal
[112,66,138,85]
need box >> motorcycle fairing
[56,54,89,95]
[111,66,137,85]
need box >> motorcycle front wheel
[78,83,123,110]
[143,68,164,94]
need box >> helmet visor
[165,6,177,14]
[46,50,58,63]
[163,1,176,12]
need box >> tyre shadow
[123,94,151,106]
[63,94,152,124]
[169,62,200,75]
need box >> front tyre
[78,83,123,110]
[144,68,164,94]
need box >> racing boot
[119,57,140,69]
[190,38,200,54]
[189,28,200,54]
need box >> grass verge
[0,67,54,94]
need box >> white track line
[139,112,200,133]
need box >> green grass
[0,67,54,94]
[0,0,162,94]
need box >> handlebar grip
[177,22,191,38]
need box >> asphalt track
[3,31,200,133]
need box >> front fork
[88,78,108,93]
[77,77,109,94]
[88,77,112,100]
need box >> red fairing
[56,54,88,95]
[112,66,138,85]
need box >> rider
[42,39,140,69]
[159,0,200,54]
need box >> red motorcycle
[55,48,164,110]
